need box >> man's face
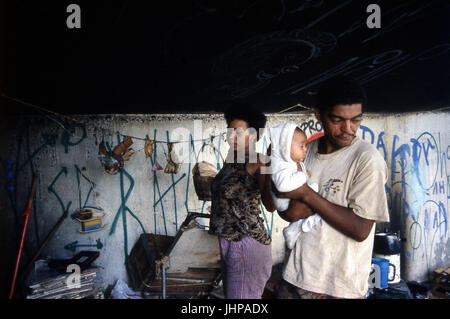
[316,103,363,150]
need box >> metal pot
[374,233,402,255]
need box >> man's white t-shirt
[282,136,390,298]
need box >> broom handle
[9,173,39,299]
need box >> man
[274,76,390,299]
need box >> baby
[269,122,321,250]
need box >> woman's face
[226,119,256,154]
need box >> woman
[209,103,275,299]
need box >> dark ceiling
[2,0,450,115]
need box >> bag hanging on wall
[98,138,134,175]
[164,143,180,174]
[192,144,224,201]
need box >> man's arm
[274,184,374,242]
[277,199,314,222]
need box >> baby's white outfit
[269,122,321,249]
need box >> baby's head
[290,127,307,162]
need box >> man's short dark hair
[224,102,267,140]
[315,76,367,114]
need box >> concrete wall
[1,110,449,293]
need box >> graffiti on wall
[360,125,449,280]
[5,120,274,265]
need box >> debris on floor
[25,251,103,299]
[406,281,431,299]
[367,280,414,299]
[110,279,142,299]
[27,266,103,299]
[431,264,450,299]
